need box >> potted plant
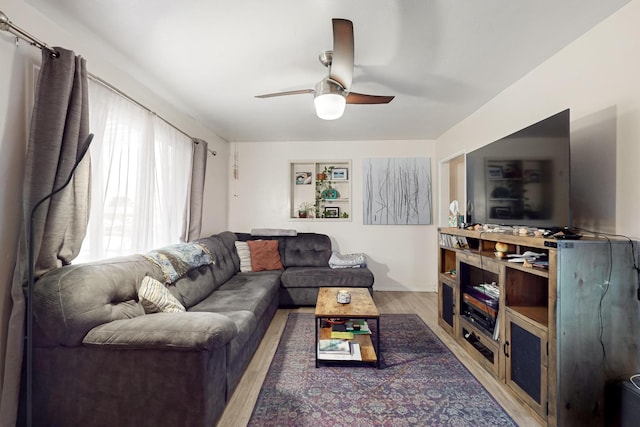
[298,201,314,218]
[315,166,335,217]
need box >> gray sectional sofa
[31,231,373,426]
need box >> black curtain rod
[0,9,217,156]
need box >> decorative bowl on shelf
[495,242,509,253]
[321,188,339,199]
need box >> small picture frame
[331,168,348,180]
[324,206,340,218]
[487,166,503,179]
[295,171,312,185]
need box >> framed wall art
[295,171,312,185]
[363,157,432,225]
[331,168,348,180]
[324,206,340,218]
[487,166,503,179]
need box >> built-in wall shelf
[289,160,352,221]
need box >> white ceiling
[26,0,630,142]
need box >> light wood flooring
[217,291,543,427]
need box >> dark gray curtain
[183,139,208,242]
[26,49,91,276]
[0,47,90,425]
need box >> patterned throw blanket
[145,243,214,283]
[328,251,367,269]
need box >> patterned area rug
[248,313,516,427]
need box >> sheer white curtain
[153,117,193,244]
[77,80,193,262]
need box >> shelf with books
[318,324,373,363]
[315,288,380,368]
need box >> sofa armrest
[82,312,237,351]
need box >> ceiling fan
[255,18,394,120]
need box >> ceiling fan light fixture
[314,78,346,120]
[314,93,346,120]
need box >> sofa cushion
[281,266,374,288]
[33,254,164,346]
[189,271,281,322]
[234,241,252,272]
[83,311,237,351]
[247,240,284,272]
[234,233,287,263]
[235,232,332,267]
[282,233,332,267]
[138,276,186,313]
[214,231,242,271]
[195,235,239,288]
[170,264,215,309]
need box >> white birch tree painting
[363,157,432,225]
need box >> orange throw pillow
[247,240,284,272]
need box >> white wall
[226,140,438,292]
[0,0,228,394]
[437,0,640,239]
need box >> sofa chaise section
[235,232,375,305]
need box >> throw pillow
[247,239,284,272]
[235,241,253,272]
[138,276,186,313]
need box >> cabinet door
[438,280,456,334]
[504,309,548,420]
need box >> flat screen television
[465,109,571,228]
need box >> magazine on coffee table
[317,341,362,361]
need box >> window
[76,80,193,262]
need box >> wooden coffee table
[315,287,380,368]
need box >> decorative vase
[321,188,339,199]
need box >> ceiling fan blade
[330,18,354,90]
[255,89,314,98]
[346,92,395,104]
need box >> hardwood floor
[217,291,543,427]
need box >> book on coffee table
[345,319,370,334]
[318,339,351,354]
[317,342,362,361]
[330,331,355,339]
